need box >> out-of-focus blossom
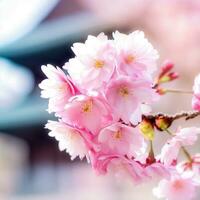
[81,0,200,75]
[78,0,147,26]
[160,127,200,166]
[159,140,180,167]
[91,153,170,184]
[105,76,158,124]
[113,31,159,78]
[180,154,200,171]
[192,74,200,111]
[39,64,78,114]
[90,153,146,184]
[64,33,116,91]
[153,173,197,200]
[177,154,200,185]
[143,162,171,182]
[174,127,200,146]
[98,122,147,158]
[45,120,90,160]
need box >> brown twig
[120,111,200,129]
[144,111,200,122]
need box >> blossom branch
[39,31,200,200]
[144,111,200,122]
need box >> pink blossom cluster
[40,31,200,200]
[192,74,200,111]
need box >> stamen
[125,55,135,64]
[82,101,92,113]
[114,130,122,139]
[119,87,129,97]
[94,60,104,68]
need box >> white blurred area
[0,0,59,46]
[8,163,159,200]
[0,134,28,199]
[0,58,34,110]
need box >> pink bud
[159,60,174,78]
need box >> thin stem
[145,111,200,122]
[165,129,173,136]
[165,89,193,94]
[149,140,154,158]
[181,146,193,163]
[121,111,200,130]
[148,140,155,163]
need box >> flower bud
[158,60,174,78]
[155,116,172,131]
[156,60,179,85]
[139,118,154,140]
[168,72,179,81]
[158,75,171,84]
[158,73,179,84]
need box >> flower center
[172,180,184,190]
[114,130,122,140]
[94,59,104,68]
[124,54,135,64]
[58,84,67,92]
[82,101,92,113]
[119,87,129,97]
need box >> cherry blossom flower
[174,127,200,146]
[192,74,200,111]
[160,127,200,166]
[98,122,147,158]
[153,174,197,200]
[61,94,112,134]
[90,152,170,185]
[159,140,180,167]
[113,31,159,78]
[64,33,116,91]
[90,153,146,184]
[143,162,171,181]
[177,154,200,185]
[45,120,89,160]
[106,157,144,184]
[105,76,158,124]
[39,64,77,114]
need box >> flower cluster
[40,31,200,200]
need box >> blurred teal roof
[0,12,110,57]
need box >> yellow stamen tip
[114,130,122,139]
[119,87,129,97]
[94,60,104,68]
[125,55,135,64]
[82,101,93,113]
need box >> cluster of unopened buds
[39,31,200,200]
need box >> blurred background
[0,0,200,199]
